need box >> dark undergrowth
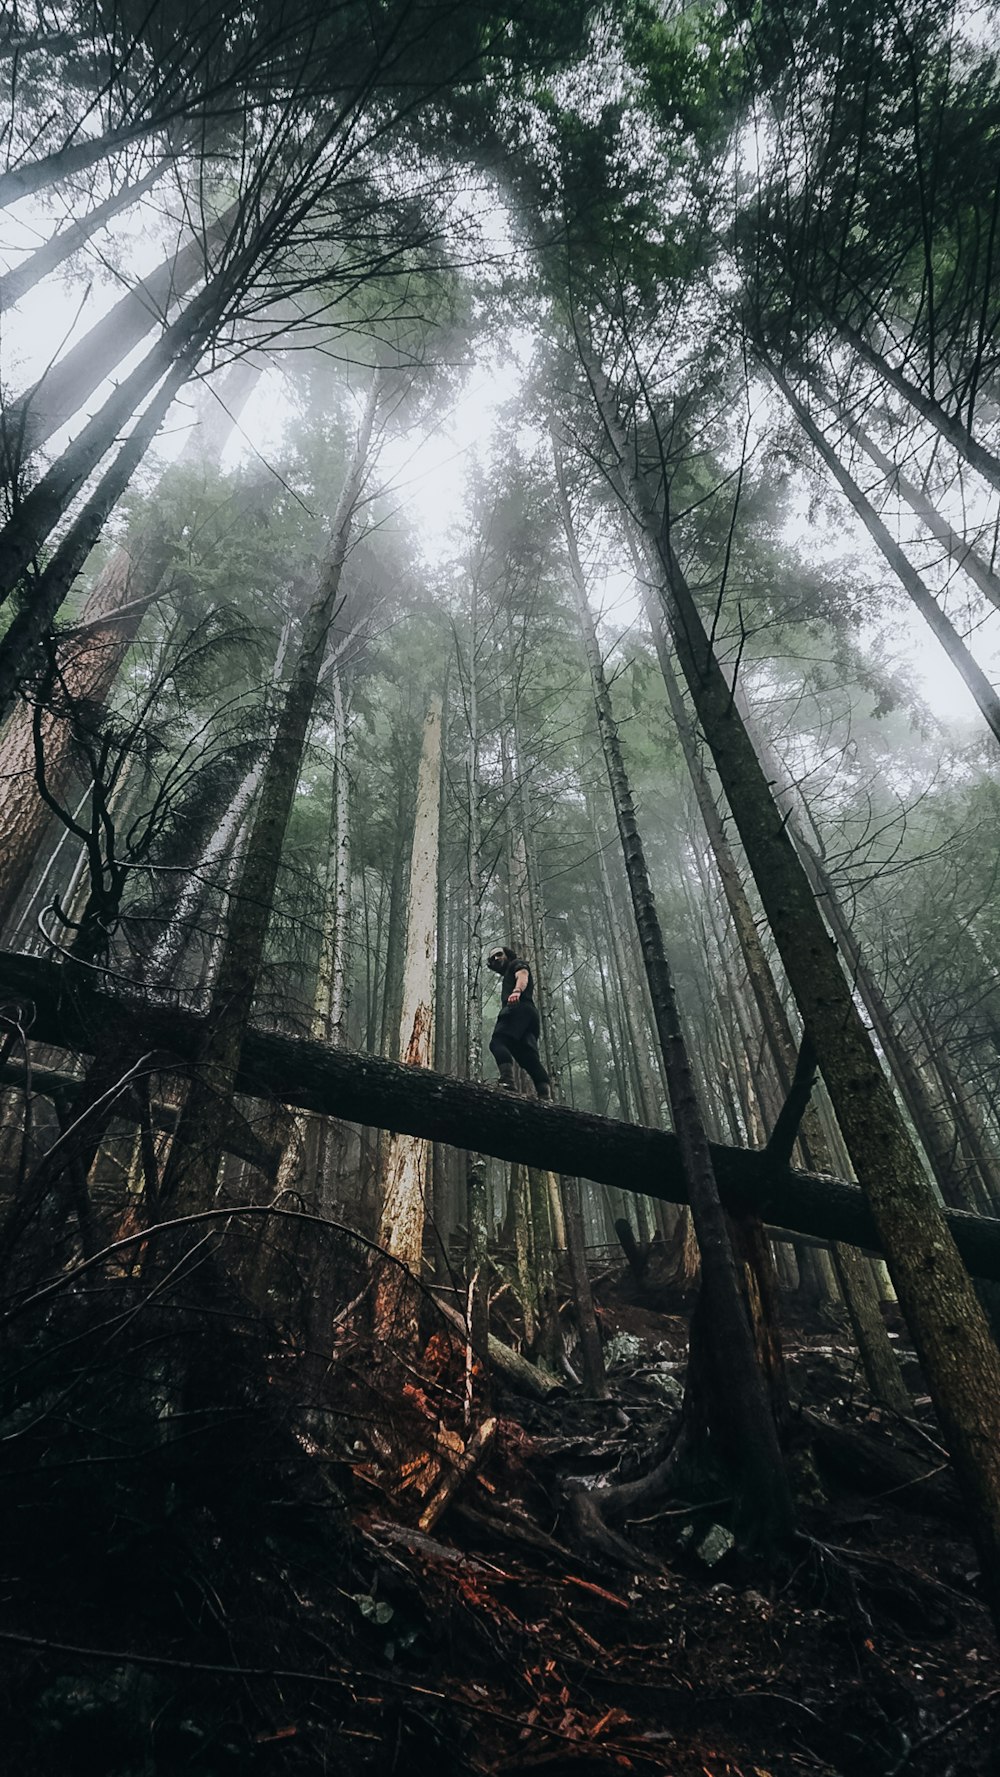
[0,1217,996,1777]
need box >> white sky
[2,184,997,740]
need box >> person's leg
[509,1031,551,1097]
[489,1024,516,1088]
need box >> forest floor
[1,1243,997,1777]
[340,1281,999,1777]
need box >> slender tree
[763,353,1000,746]
[578,342,1000,1616]
[0,160,167,313]
[373,693,443,1348]
[554,435,793,1539]
[159,375,380,1214]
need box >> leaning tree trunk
[3,201,239,456]
[373,696,443,1351]
[803,369,1000,614]
[8,945,1000,1276]
[0,351,196,726]
[765,356,1000,747]
[833,316,1000,497]
[630,541,908,1410]
[0,266,236,606]
[581,344,1000,1619]
[158,378,380,1217]
[0,160,167,313]
[554,437,793,1542]
[0,357,264,934]
[0,117,178,210]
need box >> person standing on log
[486,945,551,1098]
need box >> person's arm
[507,967,529,1003]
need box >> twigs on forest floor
[626,1494,731,1527]
[875,1460,950,1498]
[418,1415,497,1533]
[886,1688,1000,1772]
[794,1530,975,1613]
[0,1630,676,1766]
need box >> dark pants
[489,1003,550,1092]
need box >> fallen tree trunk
[432,1292,564,1398]
[2,949,1000,1280]
[0,1061,283,1170]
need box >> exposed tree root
[562,1431,693,1568]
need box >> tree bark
[0,358,264,936]
[374,696,442,1345]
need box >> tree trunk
[499,695,561,1362]
[0,358,264,934]
[273,656,353,1210]
[836,317,1000,496]
[583,348,1000,1615]
[518,736,596,1372]
[634,557,900,1374]
[0,351,193,726]
[322,661,352,1048]
[4,203,238,456]
[374,695,443,1348]
[766,357,1000,747]
[157,379,379,1215]
[0,161,167,313]
[0,274,230,606]
[589,801,655,1126]
[379,766,412,1061]
[554,437,792,1540]
[0,119,175,211]
[804,370,1000,614]
[6,945,1000,1276]
[462,573,491,1390]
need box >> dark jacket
[494,957,539,1040]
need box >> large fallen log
[0,1060,284,1170]
[2,948,1000,1281]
